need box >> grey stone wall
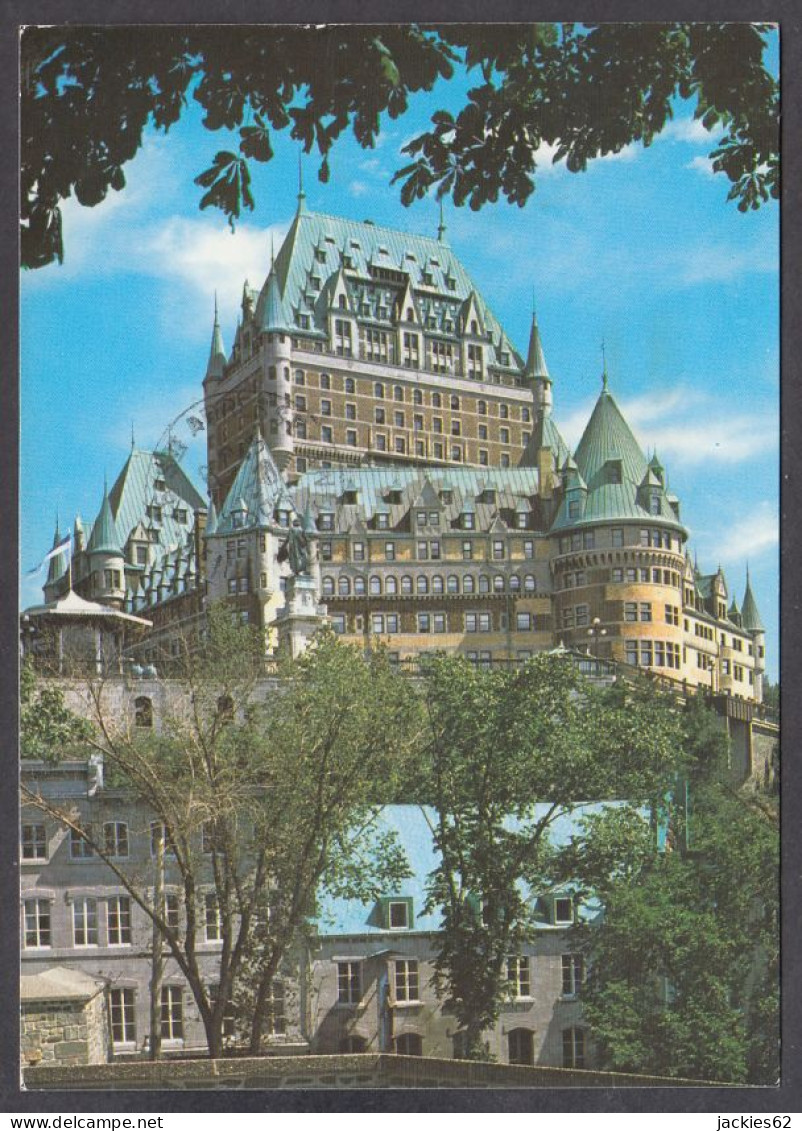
[21,992,107,1068]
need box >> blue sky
[20,31,779,678]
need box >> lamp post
[586,617,607,662]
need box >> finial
[297,153,306,211]
[131,421,136,450]
[601,339,608,391]
[270,234,275,269]
[437,197,446,242]
[214,291,219,322]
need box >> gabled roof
[520,410,570,469]
[106,449,204,553]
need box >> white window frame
[394,959,420,1003]
[109,987,136,1045]
[161,985,184,1041]
[23,898,51,949]
[337,961,362,1005]
[107,895,132,946]
[73,897,99,947]
[506,955,531,999]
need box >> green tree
[21,23,777,269]
[417,654,684,1059]
[20,657,92,760]
[557,699,779,1083]
[21,614,419,1058]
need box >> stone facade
[21,968,107,1067]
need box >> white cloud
[658,117,722,146]
[349,180,370,197]
[699,502,778,562]
[677,242,776,285]
[685,155,716,178]
[594,143,638,164]
[559,385,776,469]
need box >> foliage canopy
[21,23,778,268]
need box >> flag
[26,533,71,575]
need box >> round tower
[85,482,126,607]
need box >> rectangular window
[372,614,385,635]
[394,959,420,1002]
[321,425,333,444]
[330,615,346,635]
[110,988,136,1045]
[665,604,679,626]
[554,897,573,924]
[346,429,357,447]
[575,604,590,627]
[70,826,93,859]
[161,986,184,1040]
[21,824,47,861]
[418,613,430,633]
[352,541,365,562]
[516,613,531,631]
[493,540,505,560]
[265,980,286,1035]
[386,614,399,634]
[417,540,429,560]
[563,1027,586,1069]
[23,899,51,948]
[103,821,129,858]
[432,613,447,633]
[337,961,362,1005]
[394,411,405,429]
[320,399,332,416]
[640,603,652,622]
[204,894,223,942]
[507,956,531,998]
[73,897,98,946]
[164,892,181,930]
[611,528,624,548]
[624,602,638,622]
[562,954,585,997]
[107,896,132,945]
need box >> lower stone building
[21,749,610,1071]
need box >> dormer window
[338,294,347,310]
[554,896,574,925]
[318,511,334,531]
[463,512,475,530]
[606,461,622,485]
[154,477,167,493]
[568,500,581,520]
[649,494,661,515]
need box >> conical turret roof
[46,518,68,584]
[575,386,648,489]
[741,568,765,632]
[87,484,123,555]
[206,298,226,380]
[524,313,550,381]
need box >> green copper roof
[524,314,550,380]
[253,208,525,370]
[741,569,765,632]
[107,449,204,549]
[551,386,686,535]
[87,486,122,555]
[575,388,647,489]
[521,411,569,467]
[215,431,293,534]
[46,519,67,584]
[206,300,226,380]
[293,464,540,528]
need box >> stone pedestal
[275,574,327,659]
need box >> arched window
[338,294,347,310]
[338,576,351,596]
[477,399,487,415]
[508,1029,534,1066]
[450,394,460,410]
[395,1033,423,1056]
[385,576,398,595]
[494,575,505,592]
[374,382,385,399]
[524,574,536,593]
[283,366,290,383]
[463,574,475,594]
[322,576,335,597]
[345,377,355,393]
[432,575,444,594]
[413,389,423,405]
[369,575,382,596]
[353,575,366,596]
[134,696,153,728]
[416,575,429,595]
[217,695,234,723]
[394,385,404,401]
[401,576,413,595]
[509,574,521,592]
[479,575,490,594]
[447,575,460,594]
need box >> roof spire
[131,421,136,451]
[525,308,550,381]
[601,339,609,391]
[437,197,446,242]
[297,152,306,213]
[206,295,226,381]
[741,564,765,632]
